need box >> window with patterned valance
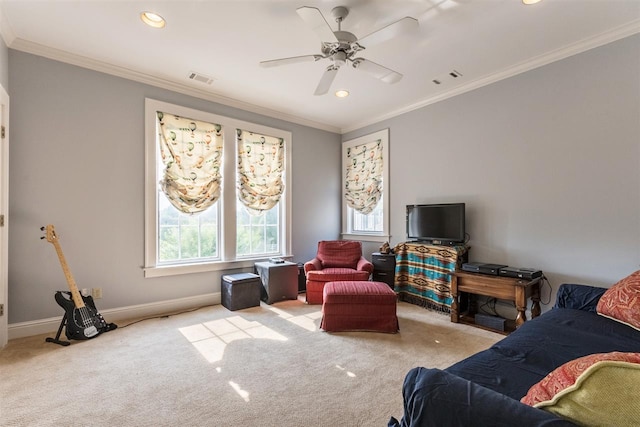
[344,137,384,215]
[236,129,285,215]
[145,99,292,276]
[156,111,223,214]
[342,129,390,242]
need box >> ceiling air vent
[188,71,214,85]
[432,69,463,85]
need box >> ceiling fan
[260,6,419,96]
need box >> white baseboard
[8,292,221,340]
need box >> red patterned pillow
[596,270,640,331]
[521,352,640,406]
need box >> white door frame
[0,84,9,348]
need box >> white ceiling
[1,0,639,133]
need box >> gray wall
[7,34,640,324]
[351,34,640,309]
[8,50,341,324]
[0,35,7,89]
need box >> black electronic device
[499,267,542,280]
[462,262,508,276]
[406,203,465,245]
[461,262,483,273]
[474,313,506,332]
[478,263,508,275]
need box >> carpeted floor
[0,297,501,427]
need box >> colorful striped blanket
[393,242,469,313]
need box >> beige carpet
[0,298,501,427]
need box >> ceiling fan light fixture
[140,11,166,28]
[335,90,349,98]
[522,0,542,4]
[332,51,347,67]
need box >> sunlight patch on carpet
[266,305,323,332]
[336,364,357,378]
[229,381,250,402]
[191,336,226,363]
[179,323,215,341]
[179,315,288,363]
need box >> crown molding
[7,38,341,134]
[4,17,639,136]
[0,5,16,47]
[341,19,640,134]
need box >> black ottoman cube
[221,273,261,311]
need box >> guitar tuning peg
[40,236,45,239]
[40,226,45,231]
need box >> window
[341,129,390,242]
[158,195,219,263]
[144,99,291,277]
[351,195,384,233]
[236,202,279,256]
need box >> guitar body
[54,291,108,340]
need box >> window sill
[144,256,294,278]
[341,233,390,243]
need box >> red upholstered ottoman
[320,281,399,333]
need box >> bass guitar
[41,224,109,340]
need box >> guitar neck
[51,239,85,309]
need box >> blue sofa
[389,283,640,426]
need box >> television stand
[450,270,541,334]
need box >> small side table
[372,252,396,289]
[254,261,298,304]
[450,270,541,334]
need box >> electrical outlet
[92,287,103,299]
[81,288,89,296]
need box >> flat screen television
[406,203,466,245]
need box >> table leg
[515,307,527,326]
[531,283,541,319]
[515,286,527,327]
[450,275,459,323]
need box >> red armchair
[304,240,373,304]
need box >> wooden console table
[450,270,541,334]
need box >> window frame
[341,128,390,243]
[144,98,292,277]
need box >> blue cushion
[554,283,606,312]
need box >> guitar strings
[79,306,92,327]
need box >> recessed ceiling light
[335,90,349,98]
[522,0,542,4]
[140,11,166,28]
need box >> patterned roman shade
[156,111,224,214]
[236,129,285,214]
[344,138,383,215]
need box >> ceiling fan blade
[296,6,338,43]
[351,58,402,84]
[358,17,418,48]
[314,66,339,96]
[260,55,324,68]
